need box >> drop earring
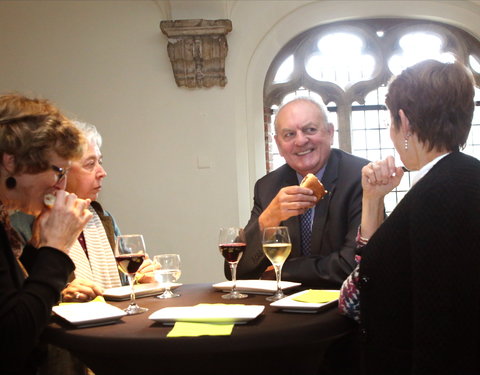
[404,132,411,150]
[5,176,16,189]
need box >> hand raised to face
[362,156,404,199]
[36,190,92,253]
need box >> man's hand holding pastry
[259,173,327,230]
[258,186,316,230]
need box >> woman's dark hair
[385,60,475,152]
[0,94,84,173]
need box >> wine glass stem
[128,275,137,306]
[229,262,238,293]
[274,264,282,294]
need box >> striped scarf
[68,206,122,289]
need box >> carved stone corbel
[160,19,233,88]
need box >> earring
[5,176,16,189]
[404,138,408,150]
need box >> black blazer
[358,152,480,374]
[0,225,74,374]
[232,148,369,288]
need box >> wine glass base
[266,291,285,302]
[156,291,180,299]
[222,291,248,299]
[124,304,148,315]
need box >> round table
[43,283,355,375]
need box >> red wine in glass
[218,228,248,299]
[115,234,148,315]
[219,242,246,263]
[115,254,146,275]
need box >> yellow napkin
[166,303,245,337]
[59,295,106,305]
[292,290,339,303]
[167,321,234,337]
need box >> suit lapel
[311,151,339,254]
[279,167,302,257]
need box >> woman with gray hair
[59,120,124,300]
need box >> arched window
[264,19,480,213]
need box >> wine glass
[262,226,292,301]
[153,254,181,299]
[114,234,148,315]
[218,227,248,299]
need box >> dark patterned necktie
[300,208,313,256]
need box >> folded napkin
[292,290,339,303]
[59,295,106,305]
[167,322,234,337]
[165,304,246,338]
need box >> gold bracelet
[359,236,369,244]
[357,226,369,245]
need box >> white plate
[270,290,339,313]
[149,304,265,324]
[52,302,126,328]
[103,282,182,301]
[212,280,301,295]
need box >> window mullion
[336,101,352,153]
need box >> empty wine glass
[115,234,148,315]
[262,226,292,301]
[154,254,181,299]
[218,227,247,299]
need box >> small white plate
[149,304,265,324]
[212,280,301,295]
[270,290,339,313]
[103,282,182,301]
[52,302,126,328]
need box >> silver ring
[75,292,81,299]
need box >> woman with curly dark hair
[0,94,92,375]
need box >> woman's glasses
[51,165,68,182]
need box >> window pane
[274,55,294,83]
[305,33,375,89]
[464,88,480,161]
[388,32,455,75]
[469,55,480,74]
[350,88,412,213]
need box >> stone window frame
[264,18,480,166]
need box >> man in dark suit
[230,98,369,288]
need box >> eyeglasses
[51,165,68,182]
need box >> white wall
[1,0,479,283]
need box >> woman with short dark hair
[340,60,480,374]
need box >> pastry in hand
[300,173,328,201]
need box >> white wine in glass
[115,234,148,315]
[262,226,292,301]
